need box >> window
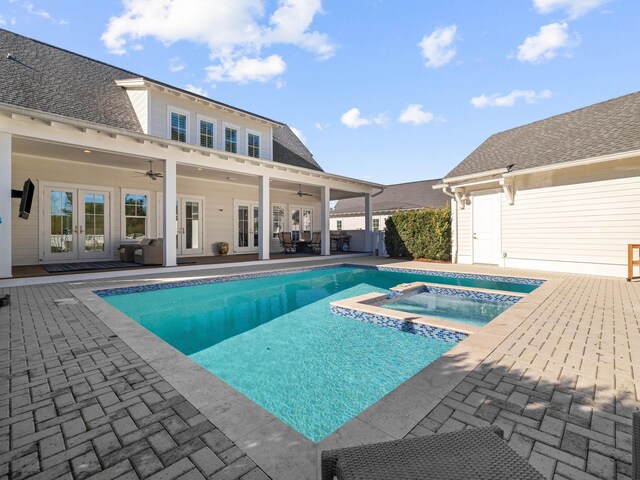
[123,192,147,239]
[336,220,342,231]
[373,218,380,231]
[272,205,285,239]
[247,132,260,158]
[170,111,188,143]
[302,208,312,239]
[225,126,238,153]
[199,119,215,149]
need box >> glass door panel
[290,208,300,242]
[47,189,76,260]
[179,198,203,255]
[253,206,259,249]
[238,205,249,250]
[78,190,111,260]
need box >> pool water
[385,292,513,326]
[102,266,536,442]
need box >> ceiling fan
[134,161,164,181]
[295,184,314,197]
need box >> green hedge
[384,207,452,261]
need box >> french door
[43,186,111,262]
[234,200,259,253]
[177,197,203,255]
[290,206,313,242]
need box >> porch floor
[11,251,360,278]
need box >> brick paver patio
[1,261,639,479]
[0,282,269,480]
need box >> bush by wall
[384,207,451,261]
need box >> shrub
[384,207,451,261]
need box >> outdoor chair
[133,238,163,265]
[309,231,321,254]
[119,238,151,262]
[321,425,545,480]
[279,232,297,254]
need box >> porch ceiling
[12,137,366,200]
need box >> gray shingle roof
[446,91,640,179]
[331,179,448,215]
[273,124,323,171]
[0,28,322,171]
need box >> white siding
[148,90,273,160]
[453,157,640,277]
[329,214,388,231]
[125,88,148,133]
[456,200,472,264]
[12,155,318,265]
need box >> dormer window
[169,108,188,143]
[247,131,260,158]
[225,125,238,153]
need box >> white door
[290,206,313,242]
[43,187,111,262]
[178,197,204,255]
[472,193,500,265]
[234,200,259,253]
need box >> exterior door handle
[473,233,478,239]
[79,225,84,234]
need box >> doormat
[42,261,143,273]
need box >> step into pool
[98,265,542,442]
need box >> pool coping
[69,260,559,480]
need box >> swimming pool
[99,265,541,441]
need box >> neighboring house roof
[0,28,322,171]
[446,91,640,179]
[331,179,448,215]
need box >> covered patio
[0,106,383,280]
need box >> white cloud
[0,15,17,25]
[533,0,610,19]
[101,0,335,84]
[471,89,552,108]
[398,104,434,125]
[206,55,286,83]
[185,84,208,97]
[23,1,68,25]
[290,127,307,144]
[169,56,185,72]
[131,43,144,51]
[418,25,457,68]
[340,108,386,129]
[516,22,578,64]
[314,122,330,131]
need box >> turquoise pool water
[102,266,536,441]
[385,292,513,326]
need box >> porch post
[163,158,177,267]
[364,193,373,253]
[258,175,270,260]
[320,186,330,256]
[0,132,11,278]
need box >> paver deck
[1,259,639,479]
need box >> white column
[320,186,330,256]
[364,193,373,253]
[258,175,270,260]
[0,132,12,278]
[163,158,177,267]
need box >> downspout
[440,187,458,264]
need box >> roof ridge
[384,178,441,187]
[491,90,640,137]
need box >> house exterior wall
[147,89,274,161]
[453,157,640,277]
[11,154,319,265]
[330,214,389,231]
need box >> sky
[1,0,639,184]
